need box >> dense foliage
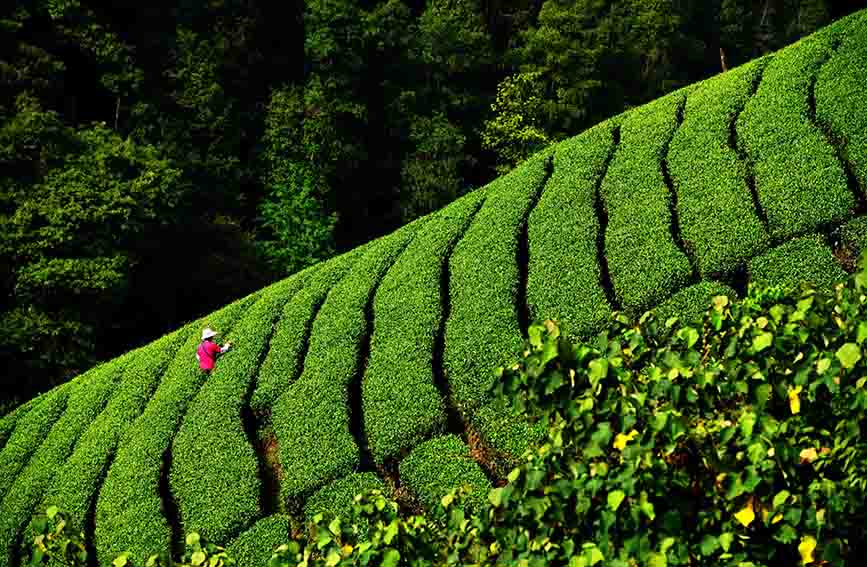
[2,0,862,407]
[26,256,867,566]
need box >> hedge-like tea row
[443,151,554,470]
[842,216,867,257]
[601,91,694,313]
[737,30,853,239]
[817,15,867,195]
[225,514,290,567]
[0,356,124,567]
[94,292,259,567]
[748,234,846,291]
[363,190,486,465]
[527,120,614,339]
[398,434,490,513]
[250,254,363,418]
[668,59,771,276]
[170,276,303,544]
[445,150,551,415]
[0,382,72,501]
[25,326,193,555]
[0,399,36,451]
[469,401,545,474]
[274,220,425,506]
[304,472,386,525]
[651,281,738,324]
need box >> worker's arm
[219,341,232,354]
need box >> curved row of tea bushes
[444,151,554,468]
[0,399,35,450]
[248,264,324,418]
[226,514,291,567]
[0,383,72,500]
[737,31,852,239]
[0,356,125,567]
[668,59,771,276]
[601,91,694,313]
[748,234,846,291]
[817,17,867,194]
[171,276,304,544]
[274,221,425,507]
[398,434,490,513]
[94,292,259,567]
[469,402,545,474]
[651,281,738,325]
[527,120,614,339]
[842,216,867,257]
[445,150,551,415]
[25,326,194,554]
[251,250,370,418]
[304,472,386,526]
[363,190,486,465]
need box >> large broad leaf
[836,343,861,369]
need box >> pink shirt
[197,340,221,371]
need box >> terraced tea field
[2,9,867,566]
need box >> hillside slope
[3,9,867,566]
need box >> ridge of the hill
[2,8,867,566]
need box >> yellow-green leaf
[734,500,755,527]
[836,343,862,369]
[613,429,638,451]
[788,386,802,414]
[753,332,773,352]
[816,358,831,375]
[191,551,206,567]
[607,490,625,511]
[798,535,816,564]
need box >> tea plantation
[3,9,867,566]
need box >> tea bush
[251,247,369,418]
[444,150,553,467]
[842,216,867,257]
[363,191,485,465]
[24,255,867,567]
[527,120,614,339]
[171,276,301,544]
[737,31,853,239]
[652,280,738,325]
[93,292,258,566]
[748,233,846,291]
[280,257,865,566]
[226,514,290,567]
[0,384,71,501]
[24,326,193,557]
[398,434,490,513]
[0,355,124,567]
[602,91,694,313]
[816,13,867,193]
[444,150,551,416]
[274,221,425,506]
[668,58,771,276]
[0,398,37,450]
[304,471,387,539]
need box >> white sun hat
[201,328,218,340]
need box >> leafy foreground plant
[30,259,867,565]
[27,507,231,567]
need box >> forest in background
[1,0,864,408]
